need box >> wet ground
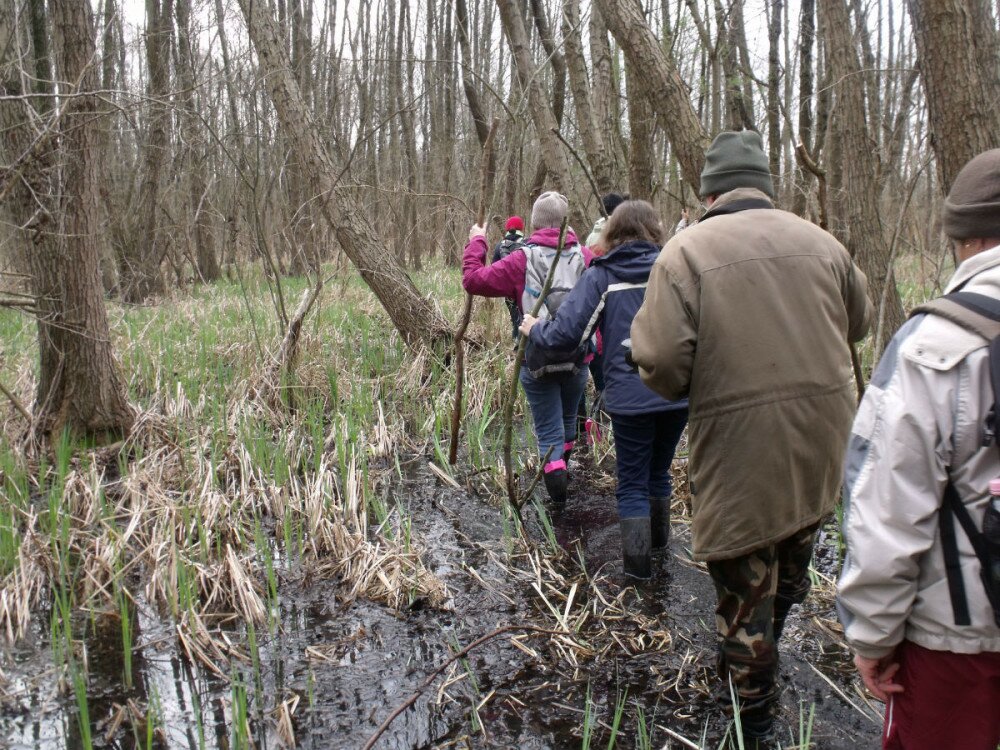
[0,453,882,749]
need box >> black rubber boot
[739,697,777,750]
[543,468,568,504]
[620,517,652,580]
[650,495,670,552]
[739,715,776,750]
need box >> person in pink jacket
[462,192,593,503]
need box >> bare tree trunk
[906,0,1000,192]
[495,0,575,207]
[767,0,783,181]
[1,2,54,283]
[123,0,173,302]
[712,0,753,130]
[626,61,654,200]
[562,0,614,194]
[589,6,624,186]
[792,0,815,216]
[176,0,220,283]
[237,0,450,345]
[35,0,134,440]
[820,0,905,343]
[454,0,490,146]
[594,0,709,193]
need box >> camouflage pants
[706,522,819,721]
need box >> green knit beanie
[699,130,775,198]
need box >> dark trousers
[609,409,688,518]
[883,642,1000,750]
[706,522,819,719]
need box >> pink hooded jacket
[461,227,593,309]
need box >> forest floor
[0,268,885,749]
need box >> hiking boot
[620,517,652,580]
[543,460,568,504]
[650,495,670,552]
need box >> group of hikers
[460,131,1000,749]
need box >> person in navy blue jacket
[519,200,689,581]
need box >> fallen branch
[0,377,30,423]
[449,117,500,464]
[360,624,568,750]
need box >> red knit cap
[504,216,524,232]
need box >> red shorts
[883,641,1000,750]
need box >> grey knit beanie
[943,149,1000,240]
[532,191,569,229]
[699,130,775,198]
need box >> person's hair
[600,200,665,249]
[601,192,627,216]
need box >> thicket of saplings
[0,248,945,747]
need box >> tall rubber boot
[650,495,670,552]
[620,517,652,580]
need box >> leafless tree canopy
[1,0,998,436]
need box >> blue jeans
[610,409,689,518]
[520,366,589,464]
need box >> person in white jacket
[837,149,1000,750]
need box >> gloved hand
[469,224,487,241]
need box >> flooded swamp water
[0,455,882,749]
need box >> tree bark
[767,0,783,182]
[176,0,220,283]
[820,0,905,343]
[906,0,1000,192]
[792,0,815,216]
[594,0,709,193]
[626,61,654,200]
[237,0,450,345]
[36,0,134,440]
[562,0,614,194]
[495,0,574,201]
[454,0,490,147]
[122,0,173,302]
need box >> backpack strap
[911,291,1000,340]
[941,478,973,626]
[920,290,1000,626]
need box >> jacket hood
[528,227,579,249]
[592,240,661,283]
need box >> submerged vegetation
[0,264,896,748]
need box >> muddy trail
[1,453,881,749]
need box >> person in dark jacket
[493,216,526,338]
[520,200,689,580]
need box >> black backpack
[911,291,1000,627]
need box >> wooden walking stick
[449,117,500,465]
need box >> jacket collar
[946,243,1000,293]
[701,187,774,221]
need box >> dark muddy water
[0,456,881,749]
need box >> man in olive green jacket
[631,131,872,745]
